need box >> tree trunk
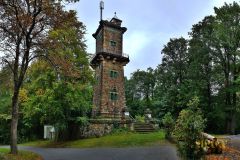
[230,111,236,134]
[10,88,20,154]
[230,55,237,135]
[224,69,232,134]
[225,85,232,134]
[207,82,211,110]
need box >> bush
[162,112,174,138]
[173,96,206,159]
[135,115,145,123]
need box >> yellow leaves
[0,114,11,120]
[196,138,226,155]
[36,89,44,96]
[19,88,28,103]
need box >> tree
[125,1,240,135]
[212,2,240,134]
[125,68,156,116]
[162,112,174,138]
[188,16,221,132]
[188,2,240,134]
[22,20,93,141]
[23,61,93,141]
[0,65,12,144]
[156,38,189,116]
[161,38,189,85]
[173,96,206,159]
[0,0,78,154]
[131,68,155,102]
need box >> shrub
[173,96,206,159]
[162,112,174,138]
[135,115,145,123]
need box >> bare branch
[2,58,14,73]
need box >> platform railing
[96,49,129,58]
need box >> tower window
[109,70,118,78]
[109,88,118,101]
[110,40,116,47]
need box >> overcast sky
[67,0,236,77]
[0,0,236,77]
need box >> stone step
[135,127,154,129]
[134,125,154,127]
[134,127,154,130]
[135,131,156,134]
[133,123,156,133]
[134,127,155,130]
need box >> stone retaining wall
[82,119,133,138]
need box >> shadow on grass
[0,148,43,160]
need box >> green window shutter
[114,93,118,100]
[109,71,112,77]
[109,70,118,78]
[110,40,116,47]
[109,92,112,100]
[115,71,118,78]
[109,88,118,101]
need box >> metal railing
[89,51,129,63]
[129,114,136,123]
[97,49,129,58]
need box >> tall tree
[188,16,219,131]
[0,0,78,154]
[125,68,156,116]
[22,18,93,141]
[161,38,188,85]
[158,38,189,115]
[212,2,240,134]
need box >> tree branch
[2,58,14,73]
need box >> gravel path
[1,145,180,160]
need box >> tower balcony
[90,49,129,66]
[96,49,129,58]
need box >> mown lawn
[22,130,167,148]
[0,148,43,160]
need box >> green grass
[0,148,43,160]
[22,130,167,148]
[21,140,54,147]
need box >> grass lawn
[22,130,167,148]
[0,148,43,160]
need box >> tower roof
[92,19,127,38]
[110,12,122,26]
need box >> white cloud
[124,31,151,59]
[213,0,235,7]
[85,32,95,54]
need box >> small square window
[110,40,116,47]
[110,92,118,100]
[109,70,118,78]
[109,88,118,101]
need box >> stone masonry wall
[103,27,122,55]
[101,59,125,115]
[83,123,113,138]
[93,58,126,117]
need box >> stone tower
[91,14,129,118]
